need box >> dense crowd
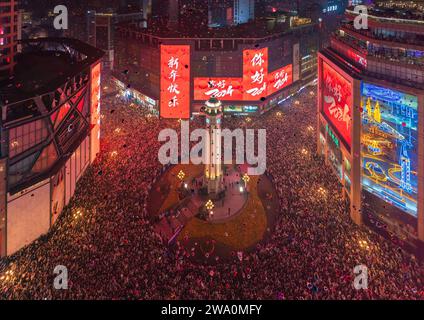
[0,78,423,300]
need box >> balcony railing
[333,32,424,68]
[342,23,424,48]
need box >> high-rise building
[0,38,103,256]
[208,0,255,27]
[113,10,318,117]
[0,0,19,79]
[208,0,233,27]
[65,7,143,70]
[317,4,424,253]
[142,0,254,29]
[233,0,255,25]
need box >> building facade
[113,15,319,117]
[0,38,104,256]
[317,5,424,252]
[0,0,19,79]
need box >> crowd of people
[0,78,423,300]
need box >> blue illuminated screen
[361,83,418,217]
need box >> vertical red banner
[90,63,101,162]
[322,62,352,147]
[243,47,268,100]
[160,45,191,119]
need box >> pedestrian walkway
[191,166,248,223]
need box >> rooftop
[346,5,424,24]
[1,38,104,124]
[119,16,314,40]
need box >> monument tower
[202,97,224,195]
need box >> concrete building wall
[6,180,50,255]
[51,168,65,226]
[418,94,424,241]
[0,158,7,256]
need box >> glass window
[9,119,48,158]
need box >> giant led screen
[322,62,352,148]
[268,64,293,96]
[90,63,101,161]
[361,82,418,217]
[160,45,191,119]
[243,47,268,100]
[194,78,243,101]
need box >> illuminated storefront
[223,105,259,116]
[113,78,158,115]
[326,123,343,180]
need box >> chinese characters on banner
[347,49,367,68]
[322,62,352,147]
[268,64,293,96]
[243,48,268,100]
[90,63,101,161]
[160,45,190,119]
[194,78,243,101]
[193,62,292,101]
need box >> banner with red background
[243,48,268,100]
[194,78,243,101]
[160,45,190,119]
[268,64,293,96]
[322,62,352,147]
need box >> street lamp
[177,170,185,181]
[242,173,250,190]
[205,200,215,220]
[73,208,83,220]
[205,199,215,211]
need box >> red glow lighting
[243,48,268,101]
[194,78,243,101]
[268,64,293,96]
[160,45,191,119]
[321,62,352,147]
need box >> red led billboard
[160,45,191,119]
[322,62,352,147]
[268,64,293,96]
[243,48,268,100]
[194,78,243,101]
[347,49,367,68]
[90,63,101,161]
